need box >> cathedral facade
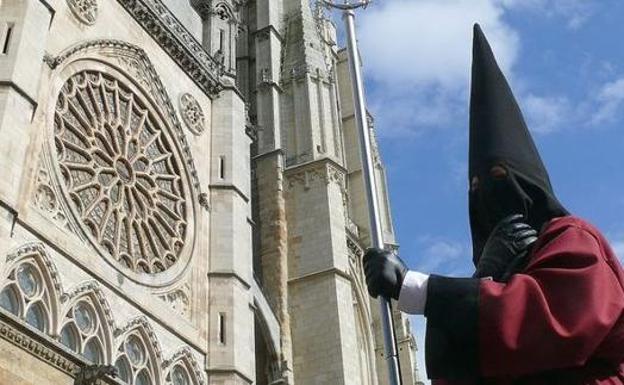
[0,1,421,384]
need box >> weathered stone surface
[0,0,421,384]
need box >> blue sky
[333,0,624,382]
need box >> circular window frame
[46,58,197,287]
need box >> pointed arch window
[163,348,205,385]
[0,247,58,334]
[169,365,191,385]
[58,290,112,365]
[114,330,159,385]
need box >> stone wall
[0,0,422,385]
[0,0,260,384]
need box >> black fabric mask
[468,25,569,264]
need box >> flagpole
[321,2,403,385]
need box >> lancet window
[58,291,111,364]
[167,364,192,385]
[114,329,159,385]
[0,249,57,334]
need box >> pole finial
[321,0,371,11]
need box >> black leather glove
[475,214,538,281]
[363,248,408,300]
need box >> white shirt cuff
[397,270,430,314]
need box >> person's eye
[470,176,479,191]
[490,165,508,179]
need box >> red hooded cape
[425,216,624,384]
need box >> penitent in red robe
[425,216,624,384]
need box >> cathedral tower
[0,0,422,384]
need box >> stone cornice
[207,271,251,290]
[0,309,207,385]
[0,311,119,385]
[116,0,225,99]
[252,148,284,162]
[284,157,347,190]
[0,81,38,112]
[288,267,351,286]
[254,25,284,42]
[205,366,254,383]
[209,183,250,203]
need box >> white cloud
[351,0,601,138]
[366,86,462,138]
[355,0,521,138]
[358,0,519,89]
[413,236,472,275]
[590,78,624,125]
[523,94,572,134]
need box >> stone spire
[281,0,329,79]
[280,0,343,166]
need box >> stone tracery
[0,243,206,384]
[67,0,99,25]
[54,70,189,274]
[179,93,205,136]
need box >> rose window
[53,70,189,274]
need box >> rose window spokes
[54,70,188,274]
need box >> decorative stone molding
[285,159,346,191]
[74,364,117,385]
[179,93,206,136]
[116,0,224,98]
[162,347,206,385]
[60,281,116,332]
[44,39,203,195]
[244,104,258,141]
[0,243,204,385]
[114,316,163,362]
[0,313,123,385]
[191,0,246,22]
[67,0,99,26]
[32,158,72,231]
[366,114,382,166]
[346,234,376,364]
[158,283,190,318]
[53,69,190,275]
[0,315,79,375]
[346,236,364,261]
[6,242,64,299]
[198,193,210,212]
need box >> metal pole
[341,7,403,385]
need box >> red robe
[425,216,624,384]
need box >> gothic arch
[58,281,115,364]
[162,347,206,385]
[0,243,63,335]
[253,308,282,385]
[113,316,164,385]
[347,237,378,385]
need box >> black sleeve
[424,275,480,380]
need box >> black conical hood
[468,24,568,263]
[469,24,548,184]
